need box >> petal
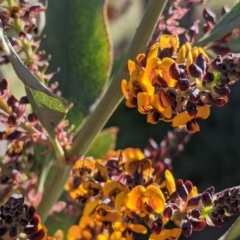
[123,148,145,160]
[159,58,177,87]
[196,105,210,119]
[128,60,137,74]
[188,186,198,199]
[121,79,130,99]
[145,185,165,213]
[159,35,179,54]
[149,228,181,240]
[199,47,210,63]
[115,191,129,214]
[137,92,154,114]
[83,198,101,216]
[75,159,95,173]
[147,42,160,59]
[126,97,137,108]
[113,222,128,232]
[152,94,166,113]
[124,159,139,176]
[67,225,81,240]
[110,231,123,240]
[94,161,109,182]
[143,57,161,84]
[127,186,145,211]
[162,107,173,119]
[128,223,147,234]
[53,230,64,240]
[159,89,175,108]
[172,112,192,127]
[140,158,153,177]
[136,53,147,67]
[165,170,176,195]
[103,180,129,201]
[97,234,109,240]
[186,120,200,133]
[176,42,191,64]
[147,110,160,124]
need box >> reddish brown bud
[182,219,193,237]
[28,113,38,122]
[189,89,200,103]
[196,53,207,72]
[163,206,174,218]
[169,62,181,80]
[32,229,46,240]
[203,8,216,24]
[203,22,213,33]
[0,79,8,91]
[191,218,206,231]
[188,63,203,78]
[201,192,212,206]
[186,102,197,117]
[19,96,29,104]
[190,208,201,218]
[7,95,17,107]
[151,217,163,235]
[176,78,190,91]
[185,180,193,193]
[7,115,17,127]
[0,226,8,236]
[221,6,230,15]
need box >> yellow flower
[160,169,176,196]
[124,157,152,178]
[75,158,96,176]
[92,204,121,225]
[126,184,165,215]
[113,222,147,240]
[121,34,215,132]
[172,105,210,132]
[114,191,129,215]
[103,180,129,202]
[94,161,109,182]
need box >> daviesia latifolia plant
[0,0,240,239]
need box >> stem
[37,154,53,192]
[37,0,168,223]
[49,136,66,166]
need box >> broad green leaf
[194,2,240,47]
[86,127,119,158]
[218,216,240,240]
[0,23,68,137]
[41,0,112,126]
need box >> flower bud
[188,63,203,78]
[182,219,193,237]
[176,78,190,91]
[169,62,181,80]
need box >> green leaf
[0,23,68,137]
[218,216,240,240]
[41,0,112,126]
[86,127,119,158]
[194,2,240,47]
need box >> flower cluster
[0,0,59,83]
[121,35,240,132]
[63,147,240,240]
[0,194,55,240]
